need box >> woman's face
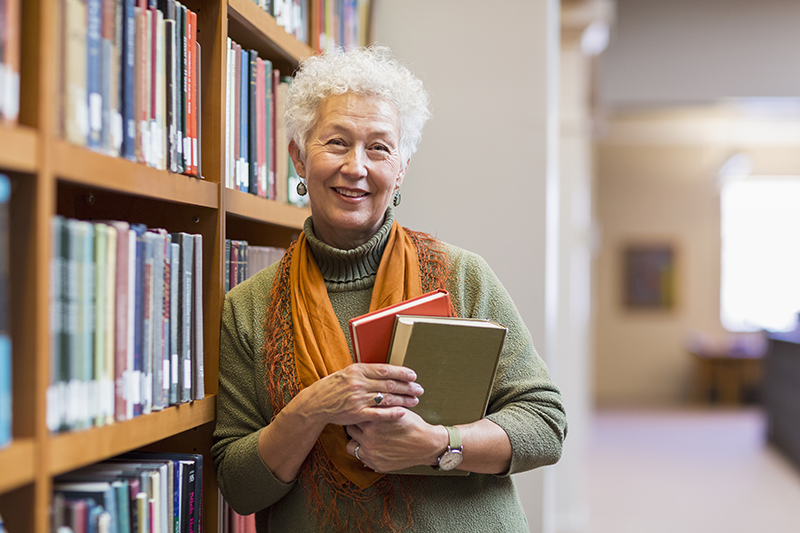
[289,93,408,250]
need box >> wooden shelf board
[0,439,36,493]
[228,0,313,65]
[225,187,310,229]
[48,395,217,476]
[53,141,219,208]
[0,125,38,174]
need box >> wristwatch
[436,426,463,471]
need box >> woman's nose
[340,147,368,178]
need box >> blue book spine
[0,175,9,448]
[0,336,10,448]
[131,223,147,417]
[86,0,103,150]
[121,0,136,160]
[239,49,249,192]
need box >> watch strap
[444,426,462,451]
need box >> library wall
[594,108,800,405]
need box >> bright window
[720,178,800,332]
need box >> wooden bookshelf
[0,125,38,174]
[0,0,316,531]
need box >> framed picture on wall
[622,243,676,310]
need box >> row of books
[0,0,21,124]
[53,451,203,533]
[61,0,202,176]
[224,38,307,208]
[0,174,10,449]
[48,217,205,434]
[251,0,309,45]
[218,496,255,533]
[312,0,372,53]
[251,0,371,54]
[224,239,285,293]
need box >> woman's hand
[258,363,422,484]
[344,410,447,473]
[298,363,424,429]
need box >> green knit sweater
[211,210,567,532]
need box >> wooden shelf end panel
[48,395,217,476]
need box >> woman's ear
[288,140,305,178]
[396,157,410,188]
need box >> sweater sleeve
[211,264,296,515]
[446,245,567,475]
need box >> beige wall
[594,107,800,405]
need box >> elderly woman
[212,45,567,532]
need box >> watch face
[438,449,463,471]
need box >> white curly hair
[285,44,431,163]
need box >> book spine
[255,57,265,198]
[160,234,171,408]
[131,223,146,417]
[191,234,204,401]
[140,231,154,415]
[149,230,165,410]
[99,0,115,153]
[182,6,192,174]
[247,49,258,195]
[0,175,10,447]
[86,0,102,150]
[102,224,116,425]
[168,242,179,405]
[224,39,232,189]
[92,223,107,426]
[223,239,230,294]
[264,60,273,199]
[189,9,198,176]
[48,216,64,432]
[121,0,136,160]
[164,18,176,172]
[233,41,241,191]
[64,0,89,146]
[177,4,186,173]
[239,48,248,193]
[1,0,20,124]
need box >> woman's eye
[372,144,389,152]
[327,139,345,146]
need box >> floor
[583,408,800,533]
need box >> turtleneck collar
[303,207,395,292]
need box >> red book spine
[186,9,200,176]
[113,223,130,421]
[185,9,193,175]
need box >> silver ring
[373,392,384,405]
[354,445,361,460]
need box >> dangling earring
[392,190,402,207]
[296,179,307,196]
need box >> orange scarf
[289,220,423,488]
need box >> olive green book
[386,315,507,475]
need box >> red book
[186,9,195,175]
[348,290,452,364]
